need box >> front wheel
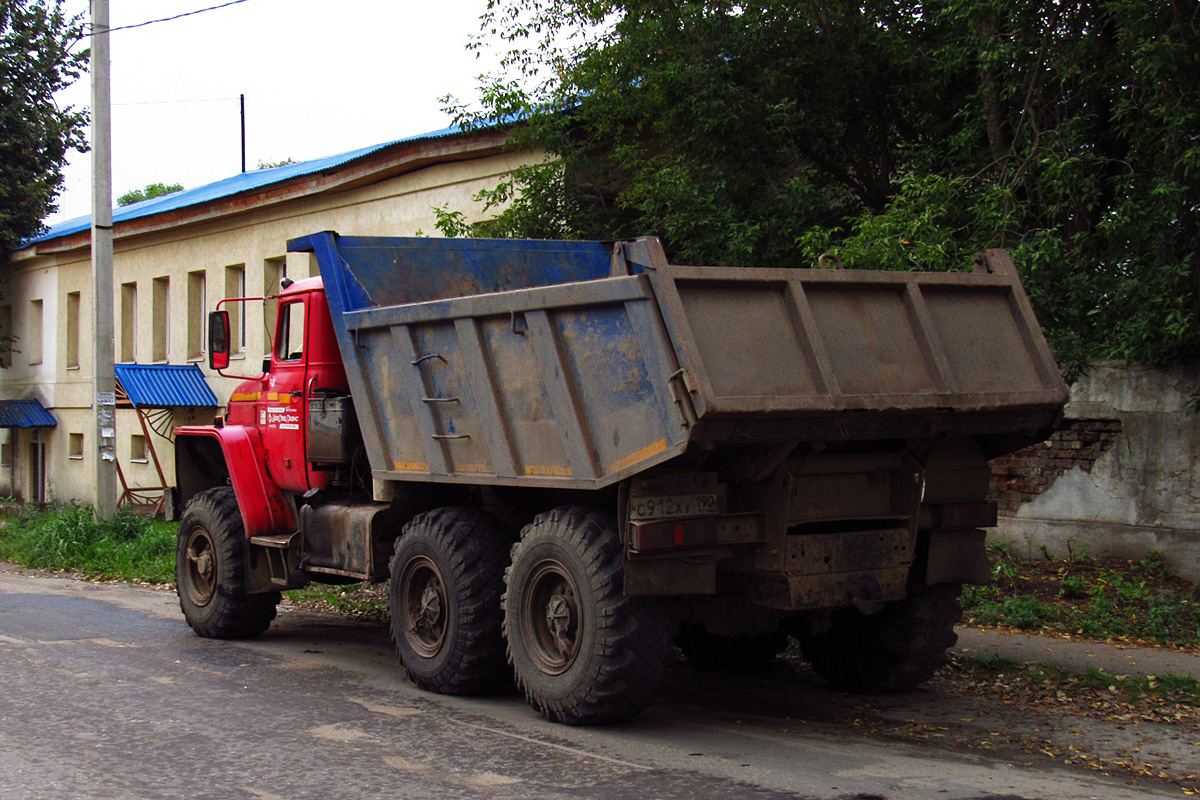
[504,506,674,725]
[800,583,962,693]
[176,487,279,638]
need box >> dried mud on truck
[172,233,1067,724]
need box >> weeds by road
[0,505,175,583]
[961,544,1200,649]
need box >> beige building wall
[1,141,535,507]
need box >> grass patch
[283,583,388,619]
[0,504,176,583]
[960,547,1200,647]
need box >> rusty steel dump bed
[289,233,1068,490]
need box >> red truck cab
[175,277,352,539]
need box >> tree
[116,182,184,207]
[446,0,1200,374]
[0,0,88,252]
[256,157,297,170]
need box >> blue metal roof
[25,123,468,247]
[115,364,219,408]
[0,398,57,428]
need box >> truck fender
[174,425,294,538]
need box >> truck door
[262,294,311,493]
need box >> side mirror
[209,310,230,371]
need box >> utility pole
[240,94,246,172]
[91,0,117,519]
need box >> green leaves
[0,0,89,253]
[116,182,184,207]
[449,0,1200,368]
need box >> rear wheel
[504,506,674,725]
[800,583,962,693]
[389,507,512,695]
[176,487,279,638]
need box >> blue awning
[0,398,57,428]
[115,364,219,408]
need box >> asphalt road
[0,566,1184,800]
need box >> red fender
[175,425,294,538]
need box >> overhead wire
[87,0,256,35]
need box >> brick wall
[988,419,1122,515]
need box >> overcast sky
[49,0,498,225]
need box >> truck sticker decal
[394,460,430,471]
[266,408,301,430]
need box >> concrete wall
[1,146,534,507]
[992,362,1200,581]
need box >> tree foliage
[446,0,1200,372]
[116,181,184,207]
[0,0,88,251]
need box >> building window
[69,432,84,460]
[224,264,246,355]
[0,304,12,369]
[130,434,148,463]
[27,299,44,365]
[152,277,169,362]
[66,291,81,369]
[120,282,137,362]
[263,256,285,358]
[187,270,207,361]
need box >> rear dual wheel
[504,506,675,725]
[389,507,512,695]
[800,583,962,693]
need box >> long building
[1,123,529,508]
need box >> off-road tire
[800,583,962,694]
[503,506,675,725]
[176,487,280,638]
[675,625,790,670]
[388,507,512,695]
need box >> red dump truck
[172,233,1066,724]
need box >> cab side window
[275,300,306,361]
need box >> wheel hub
[400,556,448,658]
[522,560,582,675]
[545,588,577,658]
[184,529,217,607]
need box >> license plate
[628,493,718,521]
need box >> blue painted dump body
[290,232,624,313]
[289,232,688,489]
[290,232,1068,490]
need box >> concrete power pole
[91,0,117,519]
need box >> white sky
[48,0,498,225]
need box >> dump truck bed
[289,233,1067,489]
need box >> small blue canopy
[115,364,219,408]
[0,398,57,428]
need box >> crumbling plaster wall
[991,362,1200,581]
